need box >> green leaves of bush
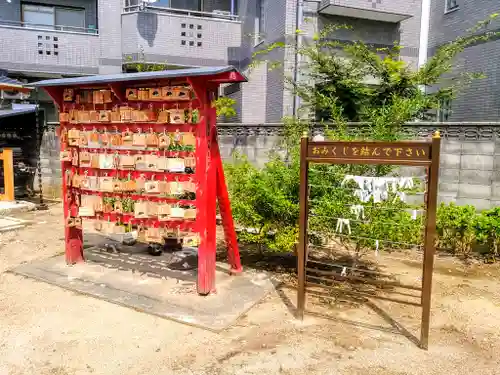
[436,202,476,255]
[223,153,300,253]
[436,203,500,257]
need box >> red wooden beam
[108,82,126,103]
[213,134,242,274]
[43,87,64,109]
[208,71,246,84]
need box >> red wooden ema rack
[32,66,247,295]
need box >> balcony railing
[0,24,99,75]
[318,0,411,23]
[0,20,98,35]
[123,4,239,22]
[121,7,241,66]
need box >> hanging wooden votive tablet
[63,88,74,102]
[172,87,191,101]
[149,87,161,100]
[169,109,184,124]
[127,88,138,100]
[161,86,174,100]
[59,112,69,123]
[158,203,171,221]
[93,90,105,104]
[138,88,149,101]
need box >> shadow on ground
[217,242,421,347]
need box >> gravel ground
[1,204,500,375]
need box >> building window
[22,4,55,29]
[124,0,140,8]
[437,98,452,122]
[159,0,200,11]
[255,0,265,45]
[223,83,241,96]
[22,3,86,31]
[445,0,458,12]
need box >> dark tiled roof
[0,105,37,119]
[0,76,27,89]
[31,66,247,87]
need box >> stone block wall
[37,122,500,209]
[217,123,500,210]
[39,127,62,199]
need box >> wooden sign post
[297,132,441,350]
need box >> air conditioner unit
[0,90,29,100]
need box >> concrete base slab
[11,251,275,331]
[0,200,36,216]
[0,216,33,232]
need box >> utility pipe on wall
[292,0,304,117]
[418,0,431,91]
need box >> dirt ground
[1,204,500,375]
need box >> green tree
[124,46,236,117]
[226,15,500,253]
[252,15,499,132]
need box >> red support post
[60,124,84,264]
[212,135,242,274]
[204,93,218,289]
[193,81,216,295]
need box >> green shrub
[436,202,477,255]
[473,207,500,259]
[223,153,300,253]
[224,15,500,257]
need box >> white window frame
[21,3,87,31]
[254,0,265,46]
[22,4,55,29]
[445,0,459,13]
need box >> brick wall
[228,0,289,123]
[428,0,500,122]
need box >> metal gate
[297,131,441,350]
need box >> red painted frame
[41,70,244,295]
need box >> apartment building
[0,0,243,121]
[5,0,493,124]
[0,0,425,124]
[428,0,500,121]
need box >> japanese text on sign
[307,142,431,161]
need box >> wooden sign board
[297,132,441,350]
[306,141,433,165]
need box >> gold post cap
[302,130,309,138]
[433,130,441,138]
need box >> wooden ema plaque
[34,68,246,295]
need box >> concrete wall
[216,123,500,210]
[37,123,500,210]
[0,0,100,75]
[0,27,99,75]
[121,11,241,66]
[438,139,500,210]
[428,0,500,122]
[98,0,122,74]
